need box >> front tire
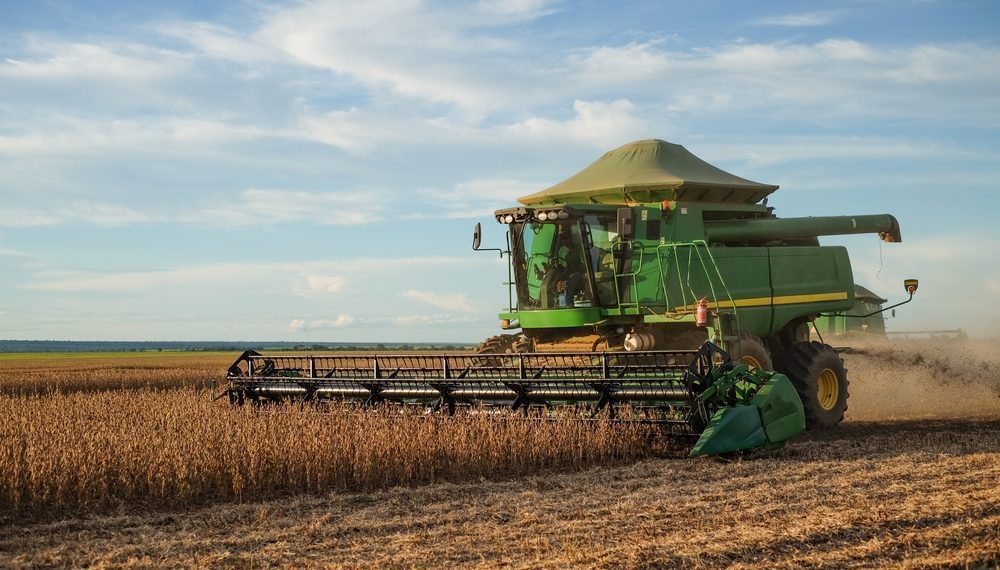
[476,334,531,354]
[783,341,849,429]
[738,333,773,371]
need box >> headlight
[503,214,514,223]
[537,212,549,221]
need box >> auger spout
[704,214,902,243]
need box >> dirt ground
[1,339,998,568]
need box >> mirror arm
[820,292,914,319]
[473,243,506,258]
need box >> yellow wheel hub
[817,368,840,411]
[741,355,764,370]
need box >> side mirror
[616,207,634,241]
[891,309,896,318]
[904,278,919,295]
[473,223,482,250]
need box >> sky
[1,0,999,342]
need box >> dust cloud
[841,337,1000,421]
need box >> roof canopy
[854,284,887,304]
[518,139,778,206]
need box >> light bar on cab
[493,206,575,224]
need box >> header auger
[226,139,916,456]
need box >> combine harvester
[226,140,914,456]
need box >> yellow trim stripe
[678,291,848,311]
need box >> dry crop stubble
[0,341,998,567]
[0,352,231,395]
[0,389,658,517]
[1,419,997,568]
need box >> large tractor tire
[476,334,531,354]
[783,341,849,429]
[738,333,773,371]
[477,335,516,354]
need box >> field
[1,339,998,568]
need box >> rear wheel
[783,341,849,429]
[738,333,773,371]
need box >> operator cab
[495,206,620,310]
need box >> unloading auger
[224,341,806,456]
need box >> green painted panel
[517,307,603,328]
[769,246,854,335]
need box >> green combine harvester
[226,139,916,456]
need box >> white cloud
[0,188,381,228]
[0,210,61,228]
[572,42,671,84]
[0,202,151,228]
[295,107,413,153]
[399,290,476,313]
[23,264,257,292]
[475,0,560,21]
[697,135,995,168]
[22,257,473,293]
[256,0,536,111]
[286,314,355,332]
[155,21,284,64]
[185,188,383,226]
[752,12,839,27]
[0,248,31,257]
[0,38,184,80]
[503,99,648,146]
[393,314,481,326]
[0,115,272,156]
[305,275,347,294]
[415,178,544,219]
[656,40,1000,122]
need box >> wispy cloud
[254,0,552,112]
[0,203,152,228]
[502,99,648,146]
[304,275,347,294]
[399,290,476,313]
[22,257,475,293]
[0,38,185,80]
[285,312,483,331]
[697,135,996,168]
[752,11,840,27]
[183,188,383,226]
[392,314,482,326]
[286,314,355,332]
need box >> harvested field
[0,339,998,568]
[1,419,997,568]
[0,352,232,395]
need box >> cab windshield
[511,214,618,309]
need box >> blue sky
[1,0,998,341]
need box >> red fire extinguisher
[695,298,709,327]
